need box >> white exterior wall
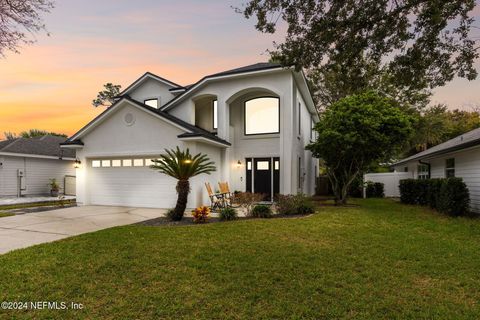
[75,102,191,207]
[72,68,318,209]
[395,146,480,212]
[294,87,317,195]
[129,78,175,108]
[166,71,316,196]
[0,155,75,197]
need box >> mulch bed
[137,213,313,227]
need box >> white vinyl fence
[363,172,413,197]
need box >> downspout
[418,160,431,178]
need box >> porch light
[74,159,82,169]
[183,159,193,164]
[236,160,242,168]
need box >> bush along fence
[365,182,385,198]
[399,178,470,216]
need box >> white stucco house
[0,135,76,197]
[61,62,319,208]
[394,127,480,212]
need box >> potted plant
[48,178,60,197]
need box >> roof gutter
[394,138,480,166]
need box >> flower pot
[51,190,59,197]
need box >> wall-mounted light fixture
[183,159,193,164]
[74,159,82,169]
[236,160,242,168]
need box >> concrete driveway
[0,206,166,254]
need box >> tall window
[445,158,455,178]
[144,98,158,108]
[418,164,429,180]
[213,100,218,130]
[298,157,302,189]
[244,97,280,135]
[298,102,302,135]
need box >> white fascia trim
[0,152,75,161]
[178,136,230,148]
[161,67,288,112]
[121,73,178,95]
[69,99,192,141]
[60,144,84,149]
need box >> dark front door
[246,157,280,201]
[254,158,272,201]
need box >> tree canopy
[307,91,414,204]
[240,0,479,109]
[3,129,67,140]
[0,0,55,56]
[92,83,122,108]
[406,105,480,156]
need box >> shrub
[191,206,210,223]
[276,194,316,215]
[427,178,443,209]
[219,207,237,221]
[348,176,363,198]
[235,192,264,216]
[251,205,272,218]
[165,209,176,221]
[437,178,470,216]
[399,177,470,216]
[399,179,418,204]
[365,181,385,198]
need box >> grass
[0,199,76,211]
[0,212,13,218]
[0,199,479,319]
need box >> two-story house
[61,63,319,208]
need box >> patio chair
[205,182,224,211]
[218,181,233,207]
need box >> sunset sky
[0,0,479,139]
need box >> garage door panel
[88,166,177,208]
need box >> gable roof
[395,127,480,166]
[161,62,287,111]
[65,96,230,147]
[120,72,181,96]
[0,135,75,159]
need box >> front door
[245,157,280,201]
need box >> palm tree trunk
[173,179,190,221]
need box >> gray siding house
[0,136,76,197]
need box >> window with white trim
[244,97,280,135]
[213,100,218,130]
[445,158,455,178]
[144,98,159,108]
[418,164,429,180]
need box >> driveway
[0,206,166,254]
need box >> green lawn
[0,212,13,218]
[0,199,479,319]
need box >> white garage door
[88,158,177,208]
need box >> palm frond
[150,146,216,180]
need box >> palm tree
[150,147,216,221]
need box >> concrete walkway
[0,206,166,254]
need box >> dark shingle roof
[395,127,480,166]
[0,135,75,159]
[168,62,284,92]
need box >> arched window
[244,97,280,135]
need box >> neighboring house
[0,135,76,197]
[394,127,480,212]
[61,62,319,208]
